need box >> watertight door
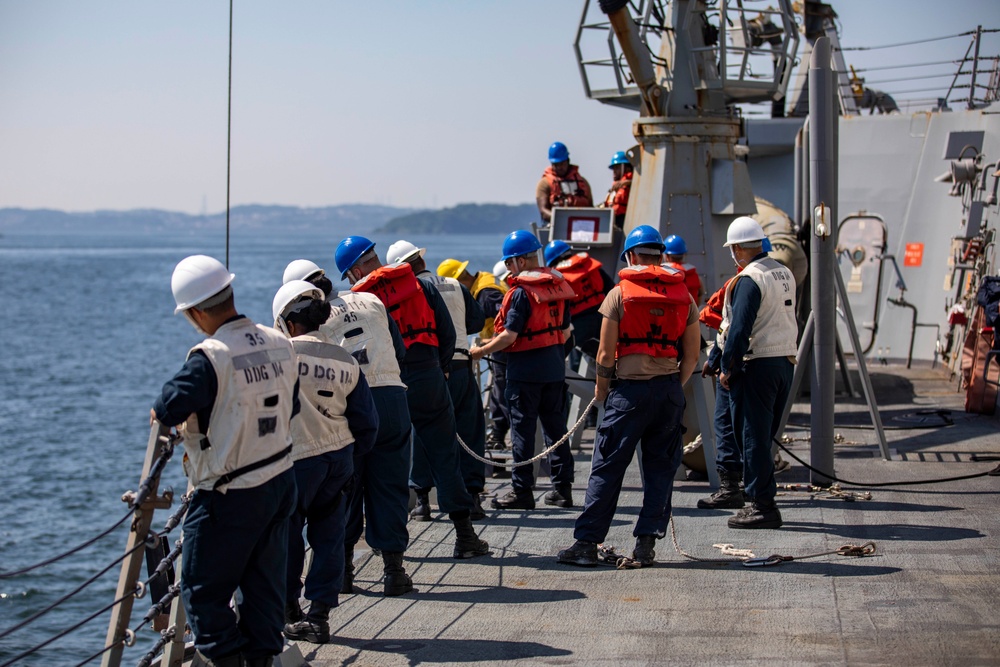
[837,213,887,355]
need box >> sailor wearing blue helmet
[471,230,577,510]
[536,142,593,225]
[558,226,699,567]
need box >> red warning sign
[904,243,924,267]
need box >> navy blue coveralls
[402,279,475,516]
[153,314,300,662]
[706,344,739,474]
[477,286,510,441]
[722,257,794,502]
[410,278,487,495]
[573,302,693,544]
[345,317,413,555]
[286,370,378,610]
[504,288,574,494]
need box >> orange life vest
[698,270,741,330]
[665,260,702,305]
[494,268,575,353]
[351,263,438,349]
[616,265,691,359]
[553,252,606,316]
[544,165,592,208]
[603,171,632,217]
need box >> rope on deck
[455,397,597,468]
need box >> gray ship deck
[299,363,1000,667]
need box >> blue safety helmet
[548,141,569,164]
[608,151,630,168]
[663,234,687,255]
[502,230,543,261]
[620,225,666,261]
[762,236,773,253]
[544,240,572,267]
[335,235,376,280]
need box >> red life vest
[616,265,691,359]
[665,260,702,305]
[494,268,575,352]
[603,171,632,217]
[351,263,438,349]
[544,165,592,208]
[554,252,606,316]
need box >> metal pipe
[809,37,837,487]
[969,25,983,109]
[601,2,664,116]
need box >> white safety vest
[418,271,469,360]
[289,334,360,461]
[719,256,798,361]
[180,318,296,492]
[320,291,405,389]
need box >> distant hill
[377,203,538,234]
[0,204,415,236]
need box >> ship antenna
[225,0,233,268]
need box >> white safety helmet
[272,279,325,337]
[723,216,767,247]
[171,255,235,314]
[385,240,426,265]
[492,259,510,282]
[282,259,324,285]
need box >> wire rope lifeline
[455,396,597,468]
[0,435,176,579]
[0,509,133,579]
[837,29,982,51]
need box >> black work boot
[201,652,244,667]
[284,599,304,624]
[543,484,574,508]
[491,489,535,510]
[486,430,508,450]
[696,469,746,509]
[283,601,331,643]
[381,551,414,596]
[341,545,355,595]
[728,497,783,529]
[632,535,657,566]
[557,539,598,567]
[451,514,490,559]
[469,491,487,520]
[410,491,432,521]
[243,657,273,667]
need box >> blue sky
[1,0,997,213]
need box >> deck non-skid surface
[297,365,1000,666]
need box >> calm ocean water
[0,228,508,665]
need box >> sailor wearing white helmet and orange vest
[385,240,488,521]
[556,226,699,568]
[280,259,414,597]
[336,236,490,561]
[470,230,576,510]
[152,255,298,667]
[271,280,378,644]
[718,216,798,530]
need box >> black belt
[613,374,680,387]
[213,444,292,490]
